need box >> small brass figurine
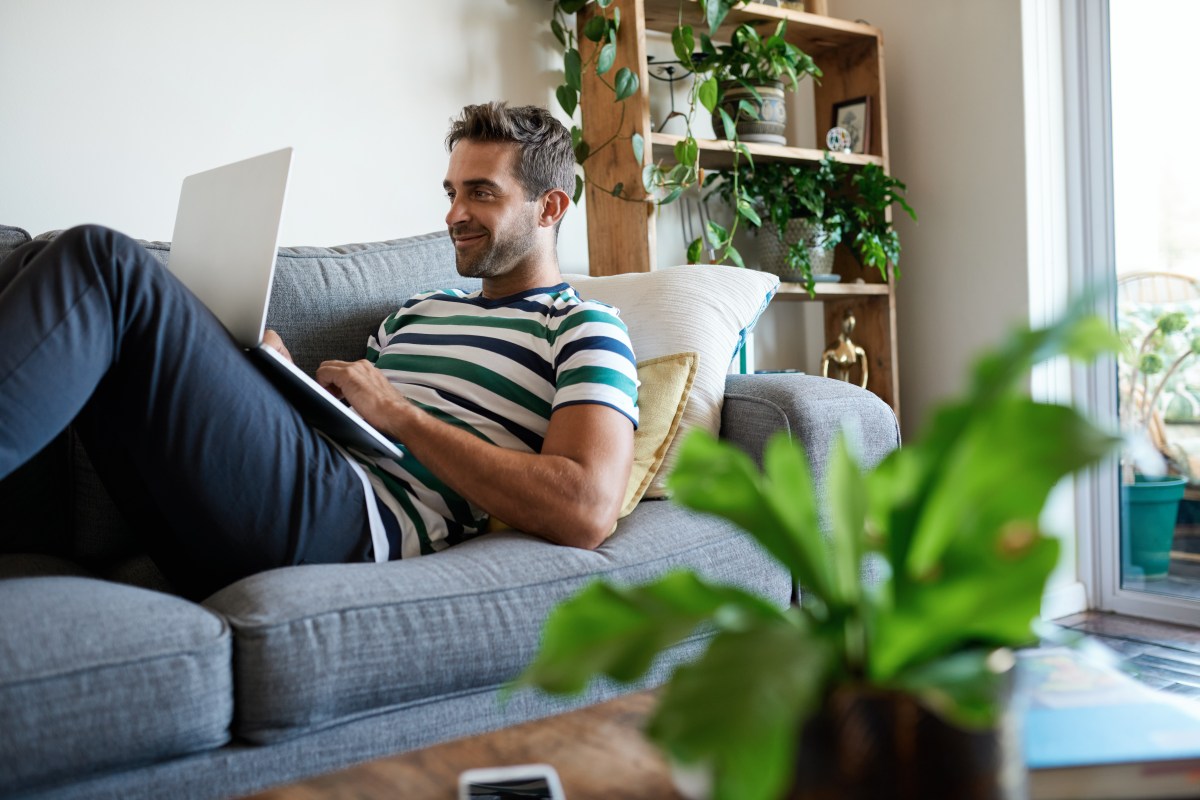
[822,310,869,389]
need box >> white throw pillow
[570,265,779,497]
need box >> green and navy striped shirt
[353,282,639,560]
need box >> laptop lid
[169,147,293,347]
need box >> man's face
[443,140,541,279]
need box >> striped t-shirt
[353,282,639,561]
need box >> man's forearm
[391,404,630,549]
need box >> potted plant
[711,154,916,290]
[1118,308,1200,578]
[709,20,822,144]
[514,306,1120,799]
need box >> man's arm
[315,359,634,549]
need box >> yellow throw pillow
[620,351,699,517]
[487,351,697,533]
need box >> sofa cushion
[204,499,789,745]
[0,577,233,795]
[0,224,31,261]
[621,351,698,516]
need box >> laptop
[168,147,402,460]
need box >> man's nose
[445,195,469,227]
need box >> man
[0,102,638,600]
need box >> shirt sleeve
[551,301,640,428]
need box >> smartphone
[457,763,566,800]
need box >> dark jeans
[0,225,373,599]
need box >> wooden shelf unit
[576,0,899,414]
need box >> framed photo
[831,96,871,155]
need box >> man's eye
[445,192,456,201]
[474,191,492,199]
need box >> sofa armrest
[721,373,900,480]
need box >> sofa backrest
[141,230,478,373]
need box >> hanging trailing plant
[547,0,822,268]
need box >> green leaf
[612,7,620,32]
[596,42,617,75]
[513,571,788,696]
[687,237,705,264]
[718,107,737,141]
[723,243,745,269]
[672,25,696,67]
[614,66,639,100]
[596,0,613,8]
[582,14,607,42]
[611,182,624,198]
[736,198,761,227]
[564,48,583,91]
[871,532,1060,682]
[890,649,1013,729]
[737,98,760,120]
[673,137,698,168]
[661,186,684,206]
[574,138,591,162]
[826,432,866,609]
[556,84,578,118]
[631,132,644,164]
[551,18,567,47]
[648,622,833,800]
[697,76,719,113]
[570,125,583,149]
[669,431,837,600]
[559,0,587,13]
[705,219,729,249]
[573,175,584,204]
[642,163,658,193]
[905,399,1116,583]
[702,0,731,36]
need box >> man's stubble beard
[452,218,540,280]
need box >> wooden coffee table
[243,691,687,800]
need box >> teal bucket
[1122,475,1186,579]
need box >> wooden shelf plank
[651,132,882,171]
[642,0,880,53]
[772,281,891,300]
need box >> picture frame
[831,96,871,155]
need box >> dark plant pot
[1121,474,1186,579]
[790,682,1024,800]
[713,80,787,144]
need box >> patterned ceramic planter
[714,80,787,144]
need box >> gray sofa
[0,224,900,800]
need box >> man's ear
[538,188,571,229]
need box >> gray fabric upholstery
[205,499,787,744]
[17,636,711,800]
[723,372,900,485]
[0,224,31,260]
[0,578,233,796]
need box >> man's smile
[452,230,487,249]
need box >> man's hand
[315,359,409,435]
[263,329,294,364]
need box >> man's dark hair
[446,102,576,203]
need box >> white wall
[0,0,592,273]
[829,0,1031,437]
[2,0,1032,402]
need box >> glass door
[1110,0,1200,605]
